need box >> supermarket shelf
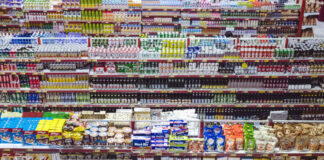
[25,20,65,23]
[181,17,299,21]
[0,145,323,156]
[84,33,139,37]
[0,6,22,10]
[93,58,324,62]
[1,88,323,94]
[261,17,299,21]
[304,12,319,17]
[0,89,90,93]
[0,24,22,27]
[142,15,181,18]
[23,9,63,13]
[0,15,22,19]
[182,17,260,21]
[0,69,89,75]
[259,26,297,29]
[142,22,181,26]
[0,144,130,153]
[0,58,89,62]
[302,25,315,29]
[142,8,300,12]
[0,103,322,108]
[64,8,141,11]
[142,8,182,11]
[89,74,324,79]
[182,26,296,29]
[183,26,226,29]
[4,58,324,63]
[24,8,142,12]
[26,20,141,24]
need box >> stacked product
[169,120,189,152]
[204,123,225,152]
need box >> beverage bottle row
[1,92,324,104]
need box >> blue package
[216,135,225,152]
[170,120,187,127]
[204,126,214,133]
[12,128,23,144]
[169,146,187,152]
[204,134,216,152]
[0,128,12,143]
[133,129,151,136]
[213,124,222,135]
[132,136,151,149]
[152,146,169,150]
[23,131,36,146]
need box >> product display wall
[0,0,323,160]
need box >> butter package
[151,146,169,150]
[151,139,169,143]
[171,127,188,136]
[170,120,187,127]
[151,125,169,138]
[132,136,151,150]
[133,130,151,136]
[169,135,188,147]
[169,146,188,152]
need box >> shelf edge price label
[3,148,10,152]
[94,149,100,152]
[109,148,114,152]
[156,152,162,156]
[27,149,33,152]
[305,154,312,157]
[209,153,216,156]
[174,153,180,156]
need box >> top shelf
[22,8,300,12]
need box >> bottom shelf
[0,144,323,157]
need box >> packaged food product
[216,135,225,152]
[319,136,324,152]
[256,139,266,152]
[244,136,255,152]
[309,136,319,151]
[236,136,244,150]
[213,124,222,135]
[204,135,216,151]
[188,138,204,153]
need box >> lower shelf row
[2,151,324,160]
[0,109,323,154]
